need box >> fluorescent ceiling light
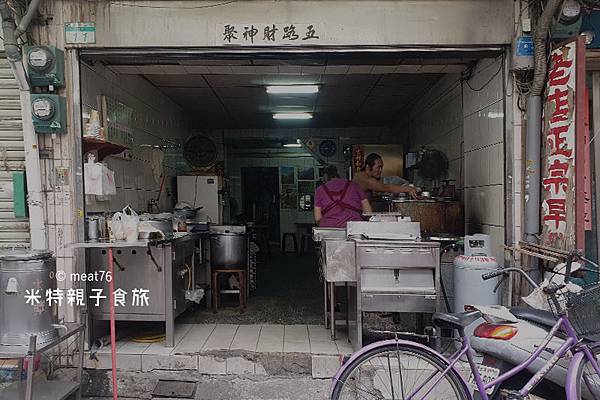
[266,85,319,94]
[283,143,303,148]
[273,112,313,120]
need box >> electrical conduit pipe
[525,0,565,243]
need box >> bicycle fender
[330,339,472,399]
[566,350,586,399]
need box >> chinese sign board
[541,37,590,250]
[218,23,321,45]
[65,22,96,45]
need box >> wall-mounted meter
[31,94,66,134]
[24,45,65,88]
[551,0,583,40]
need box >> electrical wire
[109,0,236,9]
[463,56,505,92]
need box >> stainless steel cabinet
[87,235,196,347]
[349,240,441,350]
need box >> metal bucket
[210,232,248,269]
[0,249,59,347]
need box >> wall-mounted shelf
[83,136,128,161]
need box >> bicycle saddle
[510,307,556,328]
[432,311,482,330]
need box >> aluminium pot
[210,232,248,269]
[0,249,59,347]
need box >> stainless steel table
[312,227,350,339]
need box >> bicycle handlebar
[481,270,505,280]
[481,267,540,289]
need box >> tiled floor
[89,323,352,377]
[96,323,352,357]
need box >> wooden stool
[212,269,246,314]
[281,232,298,253]
[300,233,313,254]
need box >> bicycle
[330,250,600,400]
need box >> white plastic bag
[111,205,139,242]
[122,205,139,242]
[111,212,126,241]
[84,154,117,196]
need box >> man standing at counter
[353,153,418,200]
[314,165,372,228]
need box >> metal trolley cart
[0,323,86,400]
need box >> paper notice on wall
[0,182,13,199]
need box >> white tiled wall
[408,57,506,260]
[80,63,190,214]
[462,57,505,260]
[407,74,464,191]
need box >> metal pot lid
[210,231,247,236]
[0,248,54,261]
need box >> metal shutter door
[0,54,29,247]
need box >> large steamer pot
[389,200,464,235]
[0,249,59,347]
[210,232,248,269]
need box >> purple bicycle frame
[331,315,600,400]
[417,315,600,400]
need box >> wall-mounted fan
[319,139,337,158]
[417,149,449,180]
[183,135,217,168]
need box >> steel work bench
[0,323,85,400]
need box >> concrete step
[85,349,342,379]
[84,370,330,400]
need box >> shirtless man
[353,153,418,200]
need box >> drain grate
[152,379,197,399]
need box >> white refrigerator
[177,175,223,224]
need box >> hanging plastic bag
[84,154,117,196]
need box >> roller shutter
[0,53,29,247]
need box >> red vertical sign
[541,36,590,250]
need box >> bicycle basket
[565,284,600,337]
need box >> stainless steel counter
[78,233,203,347]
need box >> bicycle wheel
[331,342,470,400]
[575,346,600,400]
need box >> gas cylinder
[454,234,500,335]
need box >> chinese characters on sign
[541,38,589,250]
[220,23,321,45]
[25,288,151,308]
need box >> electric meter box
[24,45,65,88]
[31,94,67,134]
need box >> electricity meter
[31,94,66,134]
[24,46,65,88]
[32,97,55,120]
[28,47,53,71]
[560,0,581,25]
